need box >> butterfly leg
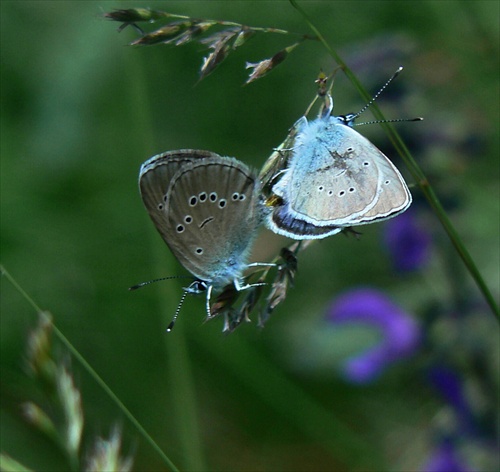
[205,284,213,318]
[247,262,277,268]
[234,278,267,292]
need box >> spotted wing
[164,157,261,287]
[273,119,411,227]
[139,149,221,244]
[346,147,412,224]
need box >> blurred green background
[1,1,498,471]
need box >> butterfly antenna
[351,66,403,121]
[354,117,423,127]
[128,275,193,291]
[167,290,189,332]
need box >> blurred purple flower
[427,366,476,435]
[384,210,431,272]
[327,288,421,383]
[422,441,473,472]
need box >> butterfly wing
[267,199,342,239]
[273,116,411,229]
[272,118,382,226]
[259,117,306,192]
[346,147,412,224]
[139,149,221,244]
[164,157,261,288]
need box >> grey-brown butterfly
[137,150,267,329]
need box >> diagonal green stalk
[289,0,499,320]
[1,265,180,472]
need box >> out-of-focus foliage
[1,2,498,471]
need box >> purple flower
[384,210,431,272]
[427,366,476,435]
[422,441,473,472]
[327,288,421,383]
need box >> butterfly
[137,149,267,329]
[263,68,414,240]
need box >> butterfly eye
[184,215,193,224]
[218,199,227,209]
[176,224,185,233]
[199,192,207,202]
[209,192,217,202]
[238,194,246,201]
[363,162,370,167]
[189,196,198,206]
[338,191,346,197]
[348,187,356,193]
[232,192,239,201]
[318,186,324,192]
[195,247,203,255]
